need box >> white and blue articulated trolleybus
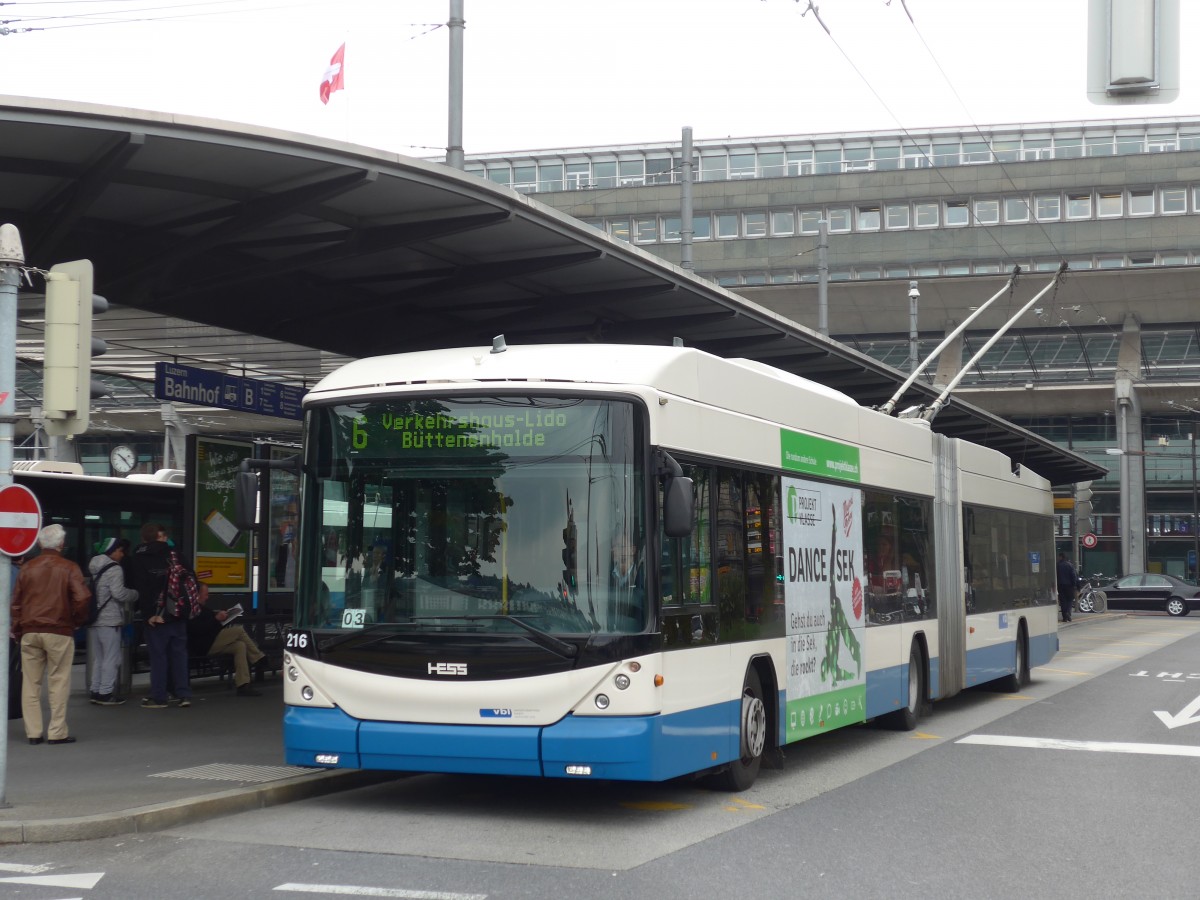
[259,341,1057,789]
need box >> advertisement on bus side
[782,475,866,742]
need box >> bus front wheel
[707,668,766,791]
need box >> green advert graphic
[192,437,253,589]
[780,429,861,483]
[785,684,867,741]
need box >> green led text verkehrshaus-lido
[351,409,573,452]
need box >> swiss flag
[320,43,346,105]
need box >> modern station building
[460,115,1200,579]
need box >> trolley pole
[0,224,25,808]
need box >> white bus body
[280,343,1057,787]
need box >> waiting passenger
[87,537,138,706]
[187,590,268,697]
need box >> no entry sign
[0,483,42,557]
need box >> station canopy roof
[0,96,1102,484]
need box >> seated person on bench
[186,590,268,697]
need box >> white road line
[274,884,486,899]
[0,872,103,889]
[958,734,1200,758]
[0,863,52,874]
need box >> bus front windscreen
[298,396,646,636]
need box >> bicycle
[1075,574,1110,614]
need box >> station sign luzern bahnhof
[155,361,305,420]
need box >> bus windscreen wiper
[321,622,416,650]
[322,616,577,659]
[436,614,578,660]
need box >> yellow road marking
[619,800,691,811]
[1038,666,1091,676]
[911,731,941,740]
[727,797,764,810]
[1000,695,1035,700]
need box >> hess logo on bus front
[428,662,468,676]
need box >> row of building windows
[463,122,1200,193]
[581,185,1200,246]
[702,250,1200,287]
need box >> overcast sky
[1,0,1195,157]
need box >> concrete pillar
[933,326,963,393]
[160,402,190,468]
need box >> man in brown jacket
[11,524,90,744]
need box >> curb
[1061,611,1126,627]
[0,769,397,845]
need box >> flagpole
[343,33,351,145]
[447,0,465,169]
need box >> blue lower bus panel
[284,701,744,782]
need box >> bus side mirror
[663,476,694,538]
[234,470,259,531]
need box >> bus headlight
[594,693,610,709]
[301,685,314,701]
[287,666,299,682]
[614,674,631,690]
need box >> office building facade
[464,116,1200,579]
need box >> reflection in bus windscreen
[299,397,646,636]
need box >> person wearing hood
[87,537,138,706]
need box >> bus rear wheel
[707,668,766,791]
[885,643,925,731]
[1000,625,1029,692]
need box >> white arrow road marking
[274,885,486,899]
[958,734,1200,757]
[1153,694,1200,729]
[0,872,103,889]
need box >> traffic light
[43,259,108,436]
[1074,481,1094,536]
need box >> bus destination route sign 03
[155,362,305,420]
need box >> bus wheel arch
[705,659,770,791]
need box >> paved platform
[0,665,390,844]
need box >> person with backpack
[128,523,196,710]
[86,537,138,706]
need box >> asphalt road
[2,615,1198,900]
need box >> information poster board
[782,475,866,742]
[267,444,300,593]
[189,436,253,591]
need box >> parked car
[1095,572,1200,617]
